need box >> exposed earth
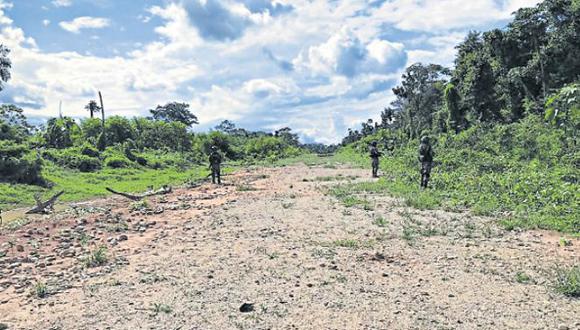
[0,164,578,330]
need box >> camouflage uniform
[369,141,381,178]
[209,147,223,184]
[418,136,434,188]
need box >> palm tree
[0,44,11,92]
[84,100,101,119]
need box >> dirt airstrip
[0,164,578,330]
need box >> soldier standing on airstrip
[418,136,434,189]
[209,146,223,184]
[369,141,382,178]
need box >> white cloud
[52,0,72,7]
[0,0,544,143]
[59,16,110,34]
[0,1,13,25]
[294,27,407,77]
[370,0,542,32]
[42,19,50,26]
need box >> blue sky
[0,0,540,143]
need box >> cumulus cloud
[181,0,252,41]
[262,47,293,71]
[180,0,294,42]
[371,0,542,32]
[0,1,13,25]
[52,0,73,7]
[294,28,407,78]
[59,16,111,34]
[0,0,543,143]
[241,0,293,16]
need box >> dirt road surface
[0,164,578,330]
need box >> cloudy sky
[0,0,540,143]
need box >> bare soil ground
[0,164,578,330]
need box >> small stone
[239,303,254,313]
[16,245,24,253]
[558,325,569,330]
[118,235,128,241]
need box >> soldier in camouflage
[418,136,434,189]
[369,141,382,178]
[209,146,223,184]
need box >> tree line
[343,0,578,146]
[0,48,307,186]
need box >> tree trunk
[98,91,106,146]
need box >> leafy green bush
[80,143,100,158]
[42,147,101,172]
[0,141,45,185]
[132,118,191,152]
[104,156,131,168]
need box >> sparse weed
[130,200,149,212]
[83,245,108,268]
[515,271,531,284]
[421,226,439,237]
[32,281,48,298]
[463,222,476,238]
[559,237,572,247]
[5,217,31,231]
[152,303,173,315]
[482,225,494,238]
[333,274,348,283]
[554,266,580,297]
[78,232,91,246]
[237,184,257,192]
[140,273,167,284]
[373,216,387,227]
[333,239,359,248]
[109,278,122,286]
[402,226,416,243]
[311,248,336,260]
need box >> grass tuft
[83,245,108,268]
[554,266,580,297]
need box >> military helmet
[420,136,429,143]
[371,141,378,147]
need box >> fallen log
[26,191,65,214]
[106,186,172,201]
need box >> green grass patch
[335,117,579,233]
[0,164,212,211]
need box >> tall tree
[84,100,101,119]
[0,45,11,92]
[274,127,300,146]
[392,63,450,138]
[215,120,236,134]
[150,102,199,127]
[444,83,463,133]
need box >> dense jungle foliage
[338,0,579,233]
